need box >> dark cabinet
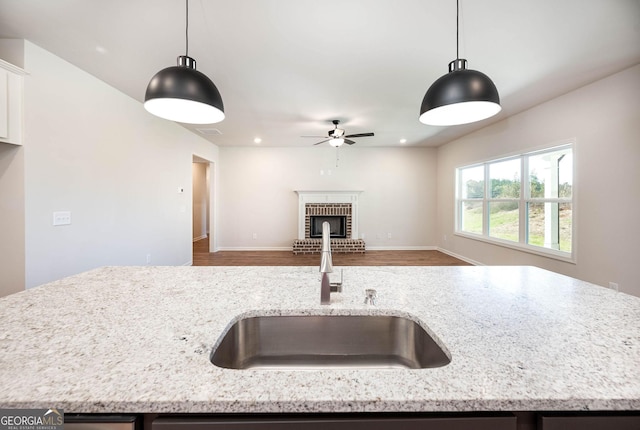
[64,414,140,430]
[538,412,640,430]
[152,413,517,430]
[63,411,640,429]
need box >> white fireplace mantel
[295,191,363,240]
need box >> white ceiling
[1,0,639,147]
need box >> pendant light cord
[456,0,459,60]
[185,0,189,57]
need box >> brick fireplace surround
[292,191,365,255]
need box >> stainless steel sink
[210,315,450,370]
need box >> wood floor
[193,237,470,266]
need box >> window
[488,158,520,242]
[456,144,574,260]
[459,165,483,234]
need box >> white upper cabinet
[0,59,25,146]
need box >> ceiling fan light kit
[144,0,224,124]
[306,120,374,147]
[419,0,500,126]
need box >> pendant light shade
[144,0,225,124]
[419,59,500,126]
[419,0,500,126]
[145,56,225,124]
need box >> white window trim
[454,142,576,264]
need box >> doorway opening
[192,155,215,254]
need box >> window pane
[461,201,482,234]
[489,202,519,242]
[460,166,484,198]
[527,202,572,252]
[528,148,573,198]
[490,159,520,198]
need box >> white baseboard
[193,235,207,242]
[437,247,482,266]
[215,246,292,252]
[365,245,438,251]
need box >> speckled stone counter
[0,266,638,413]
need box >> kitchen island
[0,266,638,426]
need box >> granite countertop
[0,265,638,413]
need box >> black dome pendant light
[419,0,500,126]
[144,0,224,124]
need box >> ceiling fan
[303,120,374,147]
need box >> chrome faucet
[319,221,343,304]
[320,221,333,304]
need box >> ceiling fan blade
[345,132,374,138]
[313,139,331,146]
[301,135,329,138]
[344,139,356,145]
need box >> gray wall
[217,146,438,250]
[13,41,219,290]
[0,144,25,296]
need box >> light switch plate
[53,211,71,226]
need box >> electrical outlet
[387,232,392,239]
[608,282,619,292]
[53,211,71,226]
[146,254,151,264]
[252,233,258,240]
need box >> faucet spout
[320,221,333,273]
[320,221,333,304]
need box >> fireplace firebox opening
[310,216,347,239]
